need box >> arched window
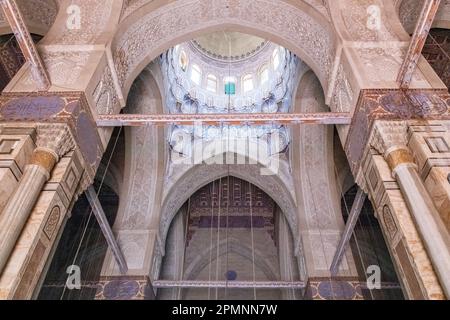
[191,64,202,85]
[224,76,236,95]
[272,49,280,70]
[260,66,269,85]
[179,50,188,72]
[206,74,217,92]
[242,74,254,93]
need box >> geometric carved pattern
[425,136,450,153]
[368,167,379,191]
[382,205,398,240]
[0,139,19,154]
[43,206,60,240]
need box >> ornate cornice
[344,89,450,175]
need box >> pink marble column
[0,148,57,274]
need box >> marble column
[0,124,75,276]
[372,122,450,298]
[0,126,36,214]
[0,149,84,299]
[0,148,57,274]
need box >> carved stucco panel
[398,0,450,34]
[340,0,398,41]
[0,0,58,33]
[330,64,354,113]
[93,65,120,115]
[52,0,114,45]
[356,46,428,86]
[20,51,91,88]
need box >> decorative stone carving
[341,0,398,41]
[0,92,104,180]
[93,66,120,115]
[0,0,58,32]
[345,89,450,175]
[112,0,334,92]
[330,64,353,112]
[43,206,61,240]
[370,121,409,155]
[53,0,114,45]
[382,205,398,239]
[36,123,76,159]
[121,0,157,21]
[398,0,422,34]
[20,51,90,88]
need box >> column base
[95,276,155,300]
[305,277,364,300]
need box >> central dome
[191,31,267,62]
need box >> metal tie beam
[153,280,307,289]
[0,0,51,90]
[330,187,367,276]
[96,112,352,127]
[85,186,128,274]
[397,0,441,89]
[152,280,401,290]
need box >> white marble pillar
[390,151,450,298]
[0,148,57,274]
[372,122,450,298]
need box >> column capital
[35,124,76,161]
[369,121,417,173]
[370,121,409,157]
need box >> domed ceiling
[191,31,268,62]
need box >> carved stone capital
[370,121,409,156]
[35,124,76,161]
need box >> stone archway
[111,0,337,98]
[159,160,298,252]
